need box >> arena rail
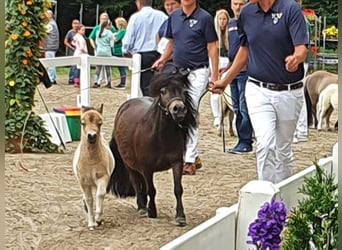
[39,54,142,107]
[160,143,338,250]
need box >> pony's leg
[128,169,148,216]
[325,106,334,131]
[228,109,235,137]
[95,177,108,225]
[144,172,157,218]
[82,186,97,230]
[172,163,186,226]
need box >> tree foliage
[302,0,338,26]
[5,0,60,153]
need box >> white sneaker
[293,136,308,144]
[213,117,220,128]
[297,136,308,142]
[292,137,299,144]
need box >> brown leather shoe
[183,163,196,175]
[194,156,202,170]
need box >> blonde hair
[115,17,128,30]
[214,9,230,53]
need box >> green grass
[56,66,126,78]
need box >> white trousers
[245,80,303,183]
[210,57,229,119]
[294,62,309,138]
[184,67,210,163]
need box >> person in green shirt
[88,12,117,86]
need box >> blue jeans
[67,49,77,82]
[118,66,126,85]
[45,51,57,82]
[230,72,253,147]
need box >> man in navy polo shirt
[153,0,219,175]
[211,0,309,183]
[224,0,253,154]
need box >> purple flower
[247,197,288,250]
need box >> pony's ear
[81,105,92,113]
[161,62,179,74]
[97,104,104,114]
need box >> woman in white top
[210,9,230,128]
[72,24,88,87]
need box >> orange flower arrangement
[24,30,31,37]
[11,34,19,40]
[26,49,33,57]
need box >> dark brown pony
[107,66,196,226]
[304,70,338,128]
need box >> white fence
[39,54,142,107]
[161,143,338,250]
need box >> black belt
[249,79,303,91]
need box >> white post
[130,53,142,98]
[332,143,338,184]
[236,180,280,249]
[79,54,91,107]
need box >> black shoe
[114,84,126,90]
[52,81,57,84]
[106,83,111,88]
[227,146,253,155]
[68,80,74,85]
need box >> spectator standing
[122,0,167,96]
[225,0,253,154]
[43,10,59,84]
[72,24,88,88]
[156,0,181,55]
[88,12,117,86]
[293,0,311,144]
[210,9,230,128]
[64,19,79,85]
[211,0,309,183]
[112,17,128,89]
[153,0,219,175]
[93,20,114,88]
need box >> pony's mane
[149,71,198,129]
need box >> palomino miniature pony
[107,66,196,226]
[317,84,338,131]
[219,86,235,137]
[304,70,338,128]
[73,105,115,230]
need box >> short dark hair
[139,0,153,6]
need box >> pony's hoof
[88,226,95,231]
[96,220,104,226]
[138,208,148,217]
[176,217,187,227]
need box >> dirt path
[5,75,338,249]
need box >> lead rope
[37,87,67,150]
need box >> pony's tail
[304,84,313,127]
[106,137,135,197]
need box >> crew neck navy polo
[228,18,240,62]
[165,7,218,69]
[239,0,309,84]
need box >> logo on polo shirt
[271,12,283,24]
[189,19,198,28]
